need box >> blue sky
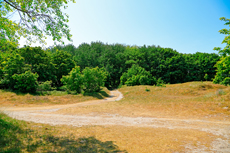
[20,0,230,54]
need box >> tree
[12,70,38,92]
[213,56,230,85]
[120,64,154,86]
[61,66,83,93]
[82,67,107,92]
[0,0,75,45]
[213,17,230,85]
[18,46,55,82]
[51,50,75,86]
[0,52,31,89]
[213,17,230,56]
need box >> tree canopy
[0,0,75,46]
[213,17,230,56]
[213,17,230,85]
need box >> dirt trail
[1,90,230,152]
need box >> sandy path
[1,90,230,152]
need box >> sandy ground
[1,90,230,152]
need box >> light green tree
[0,0,75,46]
[61,66,83,93]
[213,17,230,85]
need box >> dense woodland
[48,42,220,87]
[0,41,221,93]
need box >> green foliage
[0,40,18,52]
[18,46,56,82]
[73,42,126,88]
[1,52,31,88]
[12,70,38,92]
[1,0,75,45]
[120,65,153,86]
[145,87,150,92]
[0,41,221,92]
[0,54,4,80]
[61,66,107,93]
[184,52,219,82]
[213,17,230,85]
[37,81,53,91]
[82,67,107,92]
[213,56,230,85]
[213,17,230,56]
[61,66,83,93]
[52,50,75,86]
[204,74,208,81]
[156,78,166,87]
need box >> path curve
[1,90,230,152]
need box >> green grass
[0,112,126,153]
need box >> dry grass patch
[1,111,220,153]
[16,121,221,153]
[0,112,125,153]
[0,87,110,107]
[57,82,230,121]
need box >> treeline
[0,46,106,93]
[0,42,220,93]
[48,42,220,88]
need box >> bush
[37,81,52,91]
[156,78,166,87]
[61,66,83,93]
[12,70,38,92]
[61,66,107,93]
[82,67,107,92]
[120,65,153,86]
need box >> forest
[0,41,222,93]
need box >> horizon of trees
[0,41,222,93]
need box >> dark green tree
[18,46,55,82]
[51,50,75,86]
[1,52,31,89]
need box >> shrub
[61,66,83,93]
[156,78,166,87]
[82,67,107,92]
[120,65,153,86]
[37,81,52,91]
[12,70,38,92]
[145,87,150,92]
